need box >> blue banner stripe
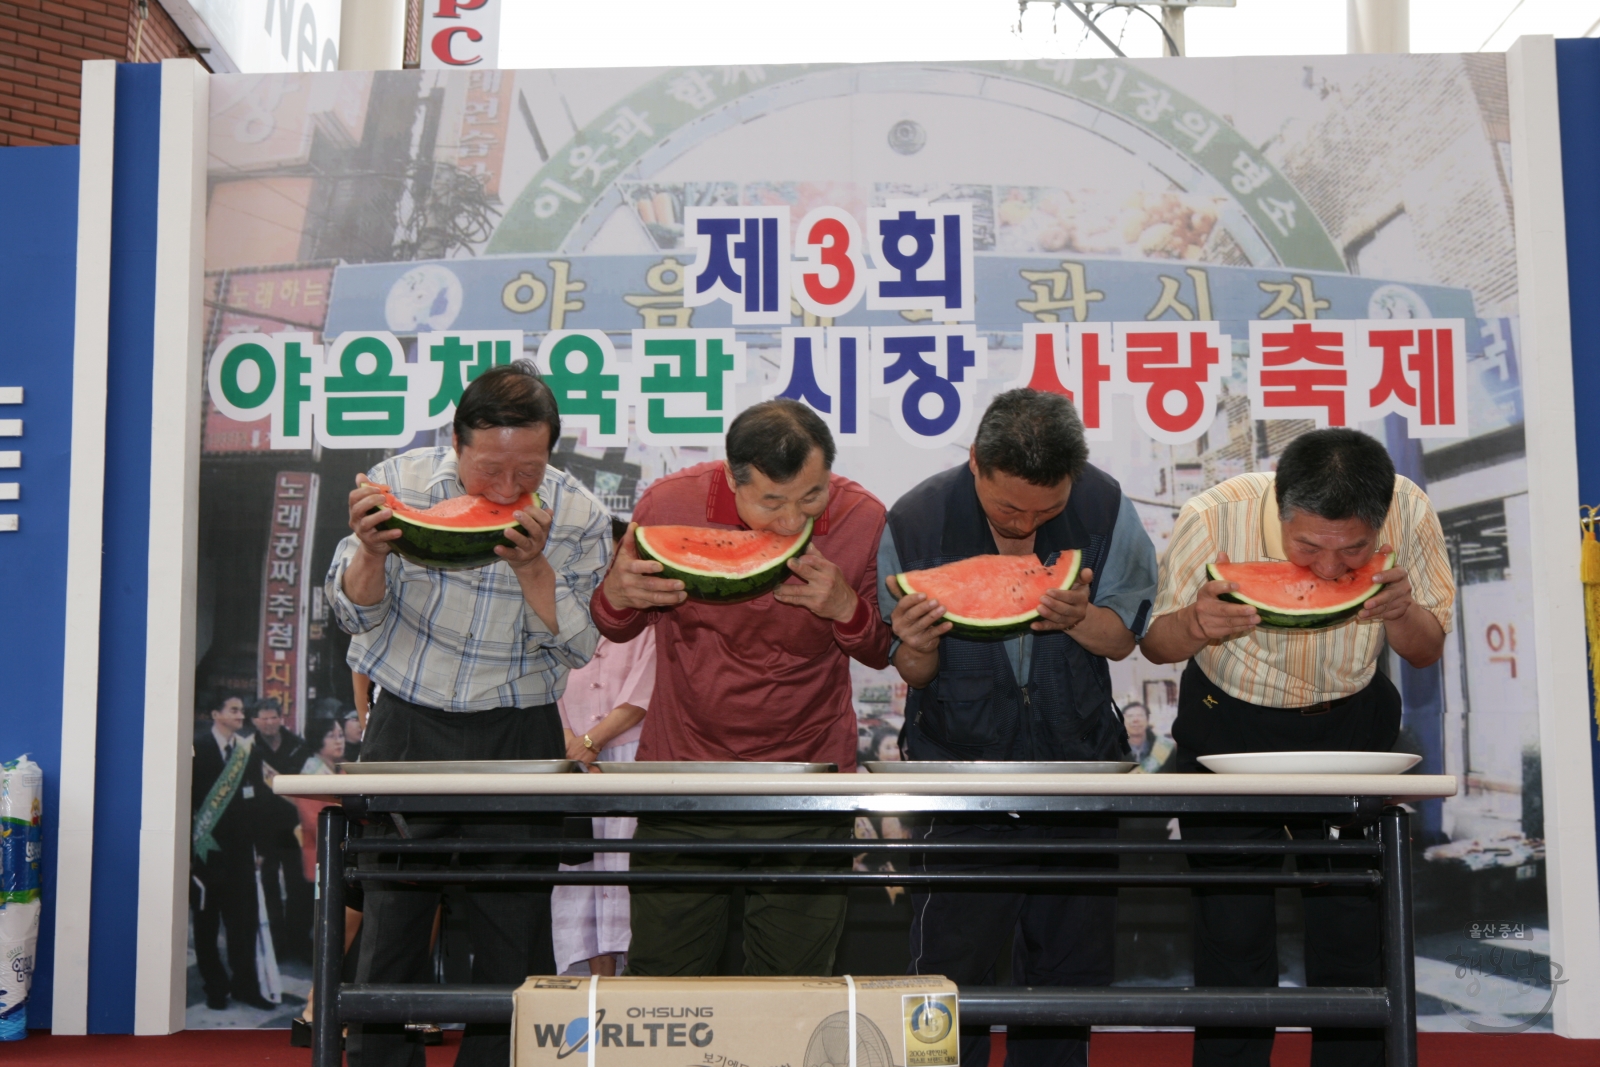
[85,62,160,1035]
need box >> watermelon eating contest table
[271,770,1458,1067]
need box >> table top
[273,770,1457,803]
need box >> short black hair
[453,361,561,448]
[1275,428,1395,531]
[247,696,283,721]
[306,716,343,744]
[972,389,1089,487]
[725,399,836,485]
[209,690,245,714]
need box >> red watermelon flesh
[633,521,813,603]
[381,489,532,531]
[893,551,1083,640]
[1208,552,1395,629]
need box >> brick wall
[0,0,206,147]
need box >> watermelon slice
[1208,552,1397,630]
[374,488,537,570]
[634,519,814,603]
[891,551,1084,641]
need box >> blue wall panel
[1556,37,1600,889]
[0,144,81,1031]
[85,63,160,1035]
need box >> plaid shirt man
[326,446,612,712]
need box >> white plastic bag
[0,755,42,1040]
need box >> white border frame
[1506,34,1600,1039]
[50,59,117,1037]
[133,58,211,1036]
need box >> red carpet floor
[6,1029,1600,1065]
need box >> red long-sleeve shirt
[590,462,891,770]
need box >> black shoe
[234,992,277,1011]
[291,1018,345,1050]
[205,993,229,1010]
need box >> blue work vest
[891,463,1132,763]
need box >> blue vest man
[878,388,1158,1067]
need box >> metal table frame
[309,788,1420,1067]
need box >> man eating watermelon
[325,362,612,1067]
[1139,427,1455,1067]
[877,387,1160,1067]
[590,398,892,977]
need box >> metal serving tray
[343,760,576,775]
[591,761,837,774]
[864,760,1136,774]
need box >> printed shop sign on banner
[258,472,319,730]
[205,202,1470,451]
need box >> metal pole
[1380,807,1418,1067]
[313,807,349,1067]
[1347,0,1410,54]
[1162,4,1186,57]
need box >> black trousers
[908,818,1117,1067]
[1174,661,1401,1067]
[192,844,262,1003]
[348,693,564,1067]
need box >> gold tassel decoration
[1581,506,1600,738]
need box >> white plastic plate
[1197,751,1422,775]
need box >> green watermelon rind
[893,550,1083,643]
[1209,552,1395,631]
[634,518,814,604]
[375,491,541,571]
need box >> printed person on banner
[314,332,431,451]
[536,330,630,448]
[766,327,871,446]
[1247,321,1357,428]
[866,199,976,322]
[1354,319,1469,439]
[1112,322,1232,446]
[872,325,987,449]
[792,207,867,319]
[683,206,792,325]
[207,331,322,450]
[419,330,522,430]
[632,328,748,446]
[1010,322,1115,441]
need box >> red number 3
[792,207,866,317]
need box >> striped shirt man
[1150,471,1454,708]
[326,446,612,712]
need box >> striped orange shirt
[1149,472,1455,708]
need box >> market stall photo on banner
[191,54,1540,1030]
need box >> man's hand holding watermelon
[1032,567,1094,633]
[1177,551,1264,645]
[601,524,689,610]
[773,546,859,622]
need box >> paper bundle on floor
[0,755,43,1041]
[512,974,959,1067]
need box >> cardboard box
[513,975,960,1067]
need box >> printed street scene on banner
[191,56,1542,1030]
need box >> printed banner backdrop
[192,58,1545,1029]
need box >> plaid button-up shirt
[326,447,611,712]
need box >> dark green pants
[625,815,851,976]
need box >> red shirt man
[591,461,888,768]
[590,399,890,976]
